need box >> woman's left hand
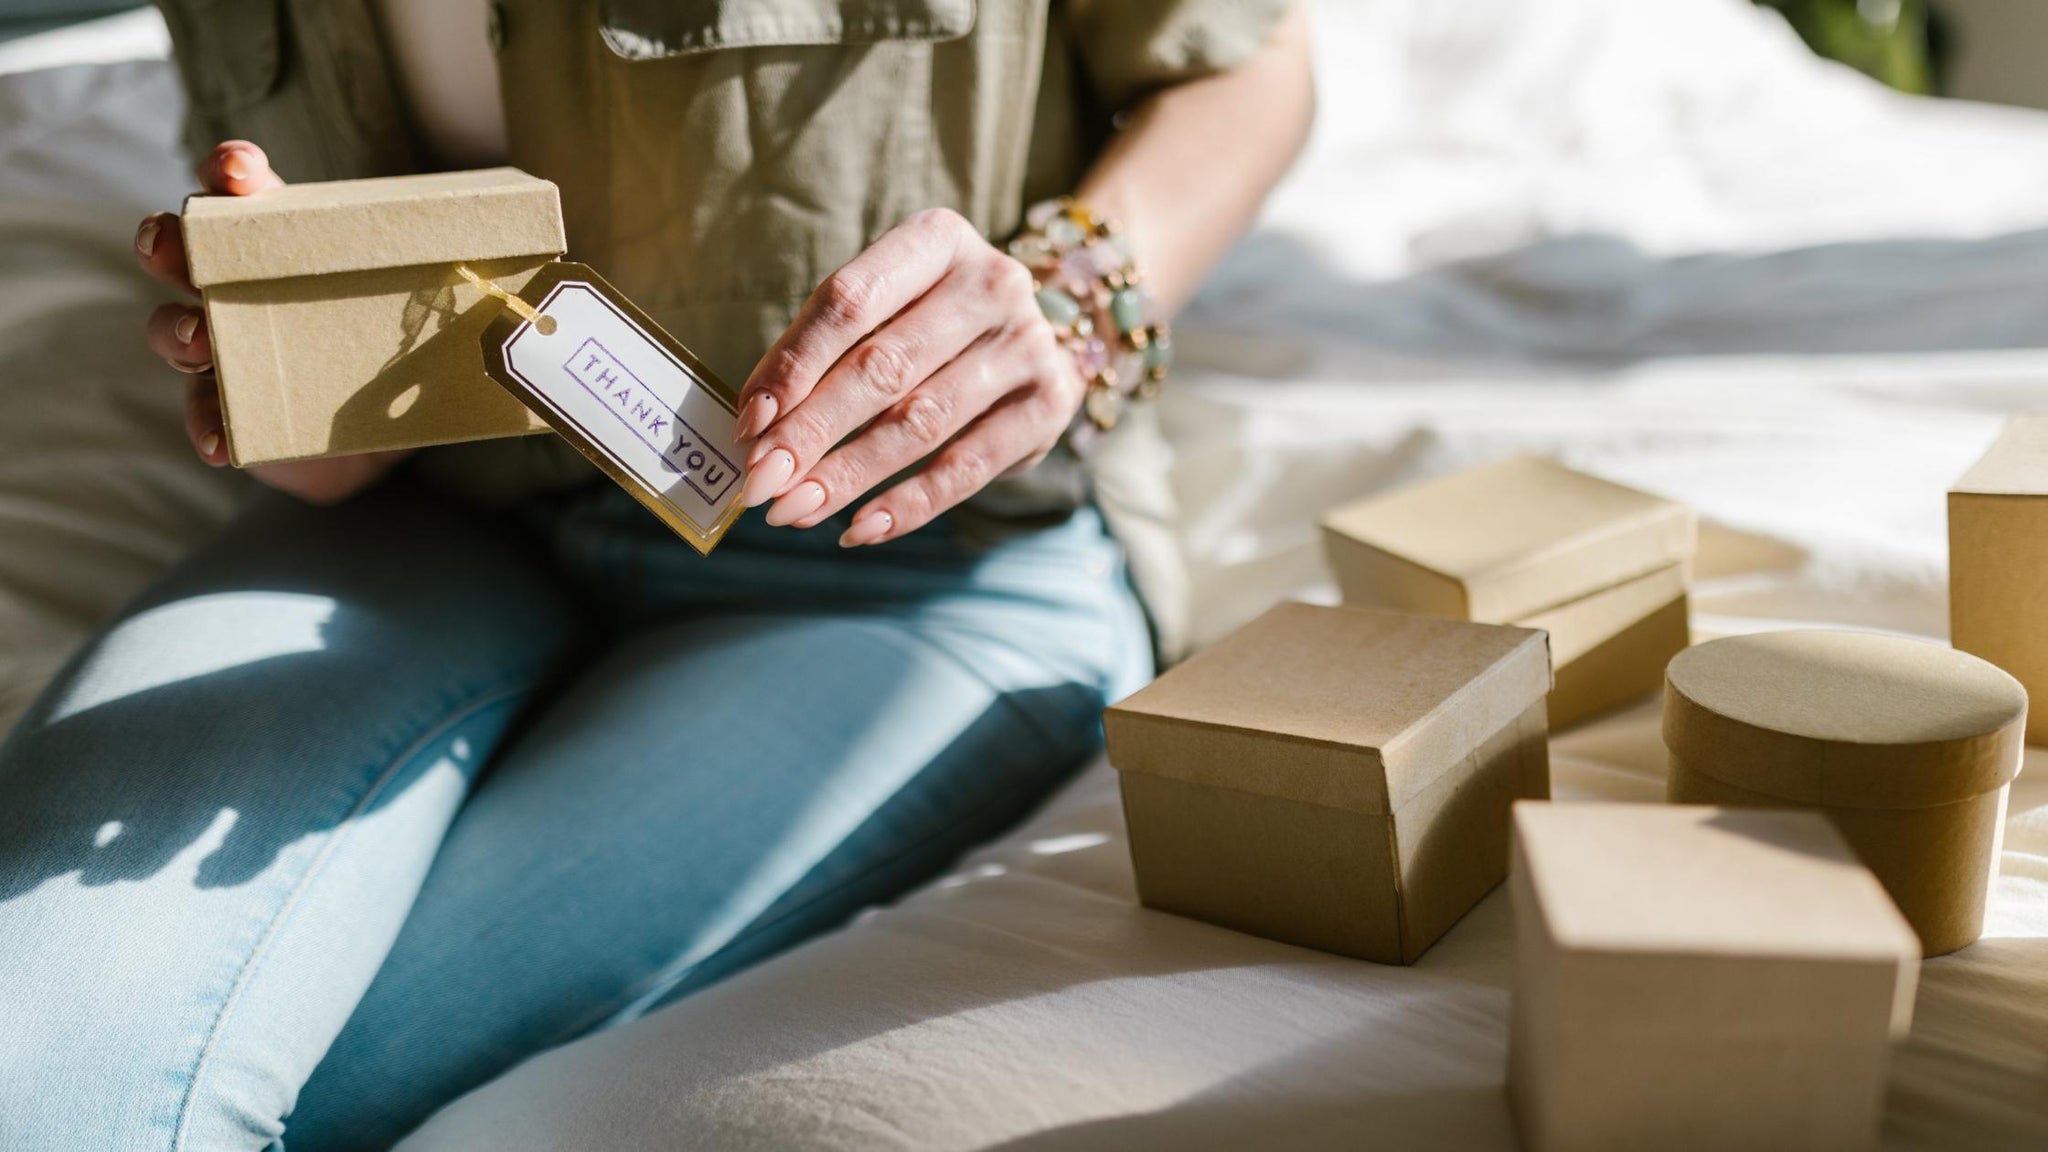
[733,208,1083,547]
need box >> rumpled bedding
[1,4,2043,1150]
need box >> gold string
[455,264,557,335]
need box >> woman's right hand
[135,141,410,505]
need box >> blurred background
[1,0,2039,102]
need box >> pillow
[0,8,244,734]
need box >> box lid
[1952,415,2048,497]
[1514,803,1919,1033]
[1664,631,2027,810]
[1103,602,1550,815]
[183,168,567,287]
[1321,456,1695,622]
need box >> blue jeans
[0,478,1151,1151]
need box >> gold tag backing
[479,261,747,554]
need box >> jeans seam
[168,681,541,1152]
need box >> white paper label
[492,275,745,551]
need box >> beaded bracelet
[1007,197,1171,450]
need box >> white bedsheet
[0,3,2043,1149]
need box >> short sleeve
[1060,0,1294,111]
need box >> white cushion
[0,9,244,734]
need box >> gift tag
[475,261,746,554]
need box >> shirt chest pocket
[595,0,975,57]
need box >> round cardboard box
[1663,630,2027,956]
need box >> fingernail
[198,431,221,459]
[734,393,777,443]
[840,509,893,547]
[765,480,826,527]
[174,312,199,344]
[220,151,250,182]
[172,357,214,374]
[135,217,158,258]
[740,448,794,508]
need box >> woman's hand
[135,141,410,505]
[733,208,1084,547]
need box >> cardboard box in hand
[182,168,565,466]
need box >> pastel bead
[1009,234,1056,264]
[1110,287,1145,333]
[1075,336,1111,377]
[1035,287,1082,328]
[1142,331,1172,371]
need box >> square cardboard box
[1104,602,1551,965]
[1950,415,2048,745]
[1322,457,1696,727]
[182,168,567,466]
[1509,803,1919,1152]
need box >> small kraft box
[1509,803,1919,1152]
[1321,455,1695,729]
[181,168,566,466]
[1102,602,1551,965]
[1950,415,2048,745]
[1665,630,2028,957]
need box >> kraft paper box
[1521,563,1689,729]
[1103,602,1551,965]
[1665,630,2028,957]
[182,168,566,466]
[1950,415,2048,745]
[1509,803,1919,1152]
[1321,456,1696,728]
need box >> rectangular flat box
[1105,602,1551,965]
[1509,803,1919,1152]
[1950,415,2048,745]
[1524,565,1690,728]
[182,168,566,466]
[1322,456,1696,727]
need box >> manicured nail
[840,509,893,547]
[174,312,199,344]
[765,480,826,527]
[135,217,159,258]
[734,393,777,443]
[198,431,221,459]
[171,357,213,374]
[740,448,794,507]
[220,151,250,182]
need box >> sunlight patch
[49,592,337,722]
[1030,832,1109,856]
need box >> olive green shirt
[153,0,1289,659]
